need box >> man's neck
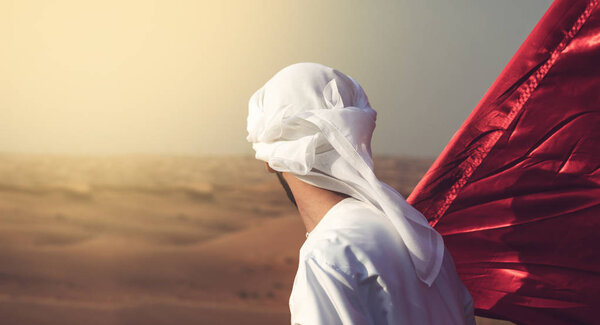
[281,172,349,233]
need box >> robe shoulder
[299,198,409,282]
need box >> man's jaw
[276,171,297,208]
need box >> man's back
[289,197,475,325]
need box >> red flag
[407,1,600,324]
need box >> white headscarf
[246,62,444,287]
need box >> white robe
[289,197,476,325]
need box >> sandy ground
[0,154,512,325]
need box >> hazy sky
[0,0,553,157]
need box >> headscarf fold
[246,62,444,286]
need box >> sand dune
[0,154,510,324]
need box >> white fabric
[246,62,444,286]
[289,197,476,325]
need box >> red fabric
[406,1,600,324]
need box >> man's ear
[264,162,276,173]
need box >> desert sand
[0,154,512,325]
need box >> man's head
[249,63,373,209]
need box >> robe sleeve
[290,254,374,325]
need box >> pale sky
[0,0,553,157]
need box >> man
[246,62,475,324]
